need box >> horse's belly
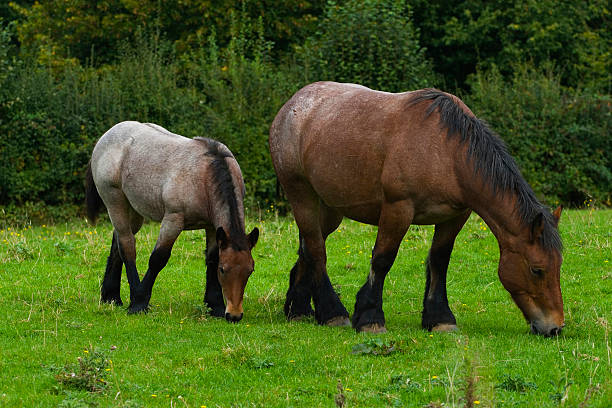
[123,187,165,221]
[336,203,382,225]
[311,175,383,219]
[412,203,467,225]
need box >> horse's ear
[552,205,563,228]
[216,227,229,250]
[247,227,259,249]
[530,212,545,243]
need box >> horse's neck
[210,191,245,238]
[212,206,244,233]
[465,186,526,249]
[206,160,246,237]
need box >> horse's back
[270,82,417,167]
[91,121,196,186]
[91,121,216,224]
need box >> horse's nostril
[531,321,563,337]
[225,312,243,323]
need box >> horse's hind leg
[128,213,183,314]
[284,186,349,325]
[285,204,343,321]
[353,200,413,333]
[317,204,348,325]
[102,188,142,312]
[422,211,471,332]
[284,232,315,320]
[101,209,143,306]
[101,234,124,305]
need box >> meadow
[0,209,610,407]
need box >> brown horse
[86,121,258,321]
[270,82,564,336]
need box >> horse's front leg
[422,211,471,331]
[353,201,413,333]
[129,214,182,314]
[204,237,225,317]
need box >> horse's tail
[85,161,103,224]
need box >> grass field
[0,209,610,407]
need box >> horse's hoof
[101,297,123,307]
[127,304,149,314]
[208,307,226,318]
[432,323,458,332]
[358,323,387,333]
[288,314,312,322]
[325,316,351,327]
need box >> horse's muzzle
[530,321,565,337]
[225,312,243,323]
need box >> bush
[0,13,295,213]
[300,0,436,92]
[467,62,611,206]
[185,12,299,208]
[0,30,203,208]
[410,0,612,91]
[2,8,610,217]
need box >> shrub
[0,31,202,208]
[467,62,611,206]
[186,12,299,207]
[300,0,436,92]
[0,12,295,213]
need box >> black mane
[409,89,562,252]
[195,137,248,250]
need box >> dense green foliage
[411,0,611,90]
[1,211,611,406]
[301,0,436,91]
[0,0,610,213]
[0,27,199,205]
[468,63,611,206]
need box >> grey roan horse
[270,82,564,336]
[86,121,258,321]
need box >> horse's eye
[530,267,544,277]
[219,266,225,275]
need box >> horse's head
[498,206,564,337]
[216,226,259,322]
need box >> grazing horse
[86,121,259,321]
[269,82,564,336]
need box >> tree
[411,0,611,91]
[300,0,436,92]
[10,0,327,68]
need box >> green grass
[0,210,610,407]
